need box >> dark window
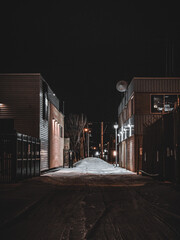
[164,95,177,112]
[151,95,177,113]
[151,95,163,113]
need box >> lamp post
[84,128,89,157]
[114,122,118,167]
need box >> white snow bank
[46,157,134,175]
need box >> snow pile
[73,157,132,174]
[47,157,134,175]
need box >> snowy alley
[1,157,180,240]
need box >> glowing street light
[84,128,89,157]
[114,122,118,167]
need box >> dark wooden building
[118,77,180,172]
[0,73,64,172]
[142,109,180,183]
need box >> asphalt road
[1,173,180,240]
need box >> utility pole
[101,122,103,159]
[84,127,89,158]
[87,130,89,157]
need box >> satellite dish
[116,80,128,92]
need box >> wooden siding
[135,93,150,115]
[0,74,40,138]
[118,136,135,172]
[121,141,126,168]
[133,77,180,93]
[134,114,162,135]
[134,135,143,172]
[126,136,135,172]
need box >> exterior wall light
[95,151,100,156]
[128,124,132,136]
[120,131,123,142]
[114,122,118,167]
[113,150,117,157]
[117,133,120,143]
[127,124,134,137]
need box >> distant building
[0,73,64,172]
[118,77,180,172]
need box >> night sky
[0,1,180,122]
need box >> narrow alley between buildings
[1,158,180,240]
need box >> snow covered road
[45,157,134,176]
[1,158,180,240]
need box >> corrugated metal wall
[47,85,59,110]
[39,78,49,171]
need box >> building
[142,109,180,183]
[0,73,64,172]
[118,77,180,172]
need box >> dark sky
[0,1,180,122]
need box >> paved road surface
[1,158,180,239]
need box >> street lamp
[84,128,89,157]
[114,122,118,167]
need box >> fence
[142,109,180,183]
[0,132,40,183]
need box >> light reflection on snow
[46,157,134,176]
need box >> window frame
[150,93,179,114]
